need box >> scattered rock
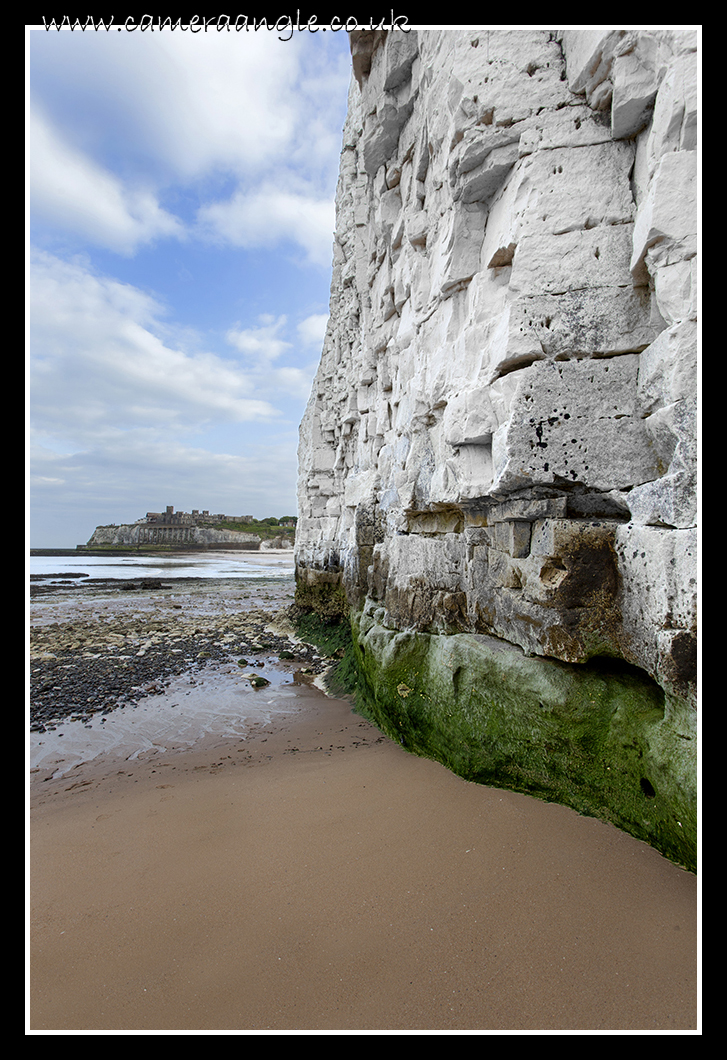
[29,605,327,730]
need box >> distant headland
[77,506,297,552]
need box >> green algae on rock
[351,610,696,872]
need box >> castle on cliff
[144,506,297,528]
[82,506,296,550]
[144,506,253,527]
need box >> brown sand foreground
[29,685,698,1033]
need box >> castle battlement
[144,506,256,527]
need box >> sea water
[29,662,305,779]
[28,549,295,583]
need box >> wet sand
[29,568,699,1032]
[29,681,698,1032]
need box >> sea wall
[86,524,262,549]
[295,29,698,869]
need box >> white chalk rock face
[296,29,698,705]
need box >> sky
[27,23,353,547]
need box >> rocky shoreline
[30,607,331,735]
[29,576,330,736]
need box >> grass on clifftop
[205,517,295,542]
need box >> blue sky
[27,24,352,547]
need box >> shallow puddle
[29,655,319,779]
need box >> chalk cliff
[86,524,261,549]
[296,29,698,869]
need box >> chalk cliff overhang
[295,29,698,870]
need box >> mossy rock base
[351,611,697,873]
[293,579,348,621]
[288,606,362,701]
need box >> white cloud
[297,313,329,347]
[224,315,319,401]
[197,185,336,267]
[30,30,350,192]
[30,251,280,445]
[29,109,185,254]
[30,31,303,175]
[145,33,304,179]
[29,32,348,262]
[270,365,317,400]
[225,315,291,362]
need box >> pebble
[30,606,327,731]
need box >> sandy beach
[28,569,699,1033]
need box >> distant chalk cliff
[83,505,296,550]
[85,523,262,550]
